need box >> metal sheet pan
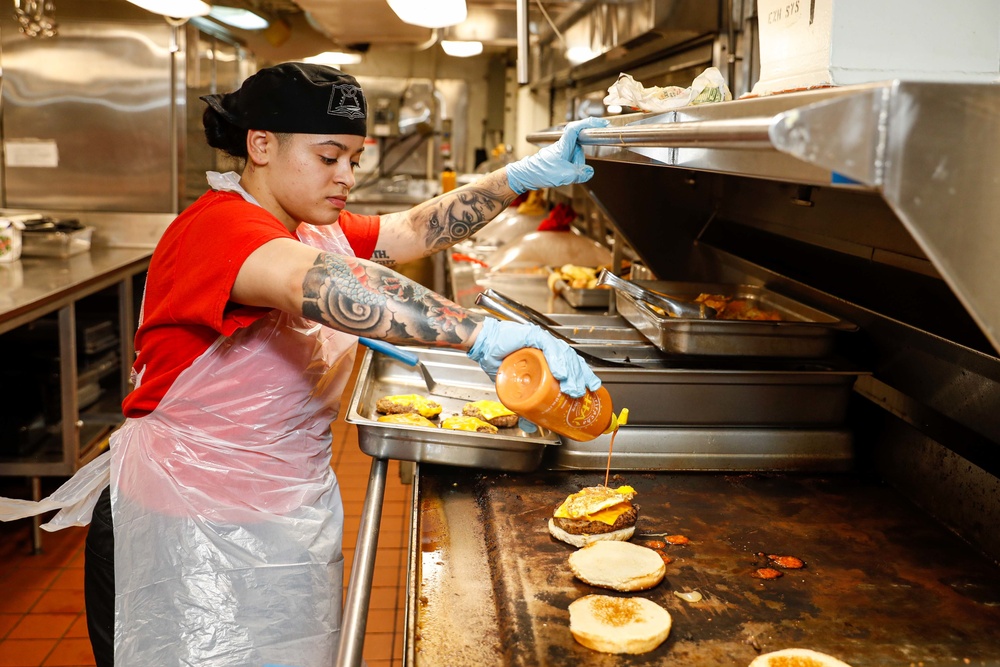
[616,281,856,357]
[345,347,560,472]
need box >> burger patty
[553,505,638,535]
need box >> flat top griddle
[412,468,1000,666]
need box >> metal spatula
[358,338,483,401]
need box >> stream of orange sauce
[603,427,619,488]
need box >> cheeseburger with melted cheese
[548,485,638,548]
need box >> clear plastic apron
[0,172,361,666]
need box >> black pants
[84,486,114,667]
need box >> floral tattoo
[302,252,483,346]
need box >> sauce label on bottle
[566,391,603,430]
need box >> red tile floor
[0,350,412,667]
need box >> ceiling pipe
[516,0,529,83]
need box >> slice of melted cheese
[377,413,438,428]
[441,415,498,434]
[378,394,442,418]
[462,400,515,421]
[554,485,637,525]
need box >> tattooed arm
[232,238,485,349]
[367,169,517,269]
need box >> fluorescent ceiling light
[303,51,364,66]
[126,0,210,18]
[387,0,467,29]
[209,6,269,30]
[566,46,599,65]
[441,40,482,57]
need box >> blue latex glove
[518,417,538,434]
[506,116,610,194]
[468,317,601,398]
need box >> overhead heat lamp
[125,0,210,18]
[387,0,467,29]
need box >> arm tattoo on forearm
[302,252,483,346]
[422,177,516,251]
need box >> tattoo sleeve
[301,252,484,348]
[415,170,517,253]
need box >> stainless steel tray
[546,427,853,471]
[593,359,862,426]
[345,347,560,472]
[551,313,862,426]
[616,280,856,357]
[552,279,611,308]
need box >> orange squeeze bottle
[495,348,619,442]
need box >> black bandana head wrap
[201,62,367,136]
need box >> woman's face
[265,132,366,227]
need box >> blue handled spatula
[359,338,483,401]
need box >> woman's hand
[467,317,601,398]
[505,116,610,194]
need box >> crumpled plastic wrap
[603,67,732,113]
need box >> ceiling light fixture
[566,46,599,66]
[125,0,210,18]
[441,40,483,57]
[208,6,270,30]
[303,51,364,66]
[387,0,467,29]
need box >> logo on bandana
[328,84,366,120]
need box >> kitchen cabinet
[0,247,150,550]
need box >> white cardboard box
[752,0,1000,96]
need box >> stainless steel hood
[528,80,1000,356]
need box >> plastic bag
[603,67,733,113]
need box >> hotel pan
[615,280,857,357]
[551,278,612,309]
[591,357,863,427]
[345,346,560,472]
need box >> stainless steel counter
[0,246,152,335]
[0,245,150,553]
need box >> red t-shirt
[123,190,379,417]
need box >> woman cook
[0,62,608,666]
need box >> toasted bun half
[568,540,666,591]
[748,648,854,667]
[548,519,634,548]
[569,594,671,654]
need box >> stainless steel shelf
[529,80,1000,354]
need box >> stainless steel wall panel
[0,14,175,212]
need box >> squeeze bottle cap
[602,407,629,435]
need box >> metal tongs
[475,289,630,367]
[596,269,717,319]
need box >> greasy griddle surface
[417,468,1000,666]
